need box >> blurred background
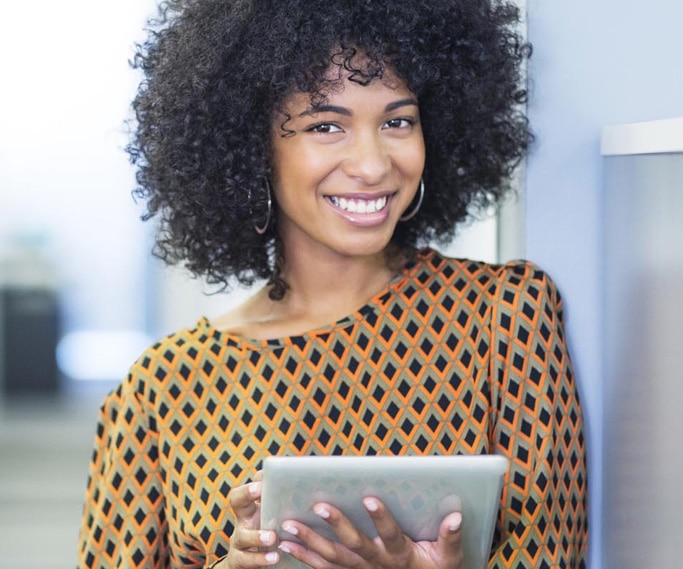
[0,2,157,566]
[1,0,682,567]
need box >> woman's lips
[325,193,395,227]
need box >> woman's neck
[213,245,407,340]
[281,249,393,306]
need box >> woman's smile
[327,194,390,214]
[325,192,395,227]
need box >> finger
[362,497,407,554]
[312,502,374,557]
[278,540,335,569]
[280,517,343,561]
[228,528,280,569]
[228,547,281,568]
[281,512,366,568]
[229,480,262,522]
[436,512,464,569]
[231,527,278,551]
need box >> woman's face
[270,72,425,262]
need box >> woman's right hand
[220,473,280,569]
[278,498,463,569]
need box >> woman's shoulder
[408,248,563,315]
[413,247,554,290]
[119,318,227,389]
[94,319,224,428]
[138,317,223,359]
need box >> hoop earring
[254,180,273,235]
[399,178,425,222]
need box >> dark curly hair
[129,0,532,298]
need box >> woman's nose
[341,131,391,185]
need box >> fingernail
[314,504,330,519]
[282,523,298,536]
[265,551,279,564]
[259,531,273,544]
[249,481,261,496]
[363,498,379,512]
[279,543,291,554]
[449,512,462,532]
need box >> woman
[77,0,588,568]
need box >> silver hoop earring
[399,178,425,222]
[254,180,273,235]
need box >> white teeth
[330,196,388,214]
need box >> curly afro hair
[129,0,532,296]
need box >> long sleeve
[487,264,588,569]
[77,373,168,569]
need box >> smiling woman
[77,1,587,568]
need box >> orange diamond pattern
[78,249,587,568]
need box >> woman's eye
[307,123,342,134]
[384,118,414,129]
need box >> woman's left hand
[277,497,464,569]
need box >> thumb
[436,512,464,569]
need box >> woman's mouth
[325,193,394,227]
[327,195,389,214]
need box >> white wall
[0,0,158,383]
[524,1,683,566]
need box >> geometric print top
[77,248,588,569]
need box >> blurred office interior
[1,0,683,568]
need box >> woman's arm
[488,263,588,569]
[77,375,168,568]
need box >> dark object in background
[0,287,60,395]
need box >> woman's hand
[220,472,280,569]
[278,497,464,569]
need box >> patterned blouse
[77,249,588,568]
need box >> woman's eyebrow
[384,98,419,112]
[299,105,351,117]
[298,98,419,118]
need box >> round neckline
[198,248,433,350]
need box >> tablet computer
[260,455,508,569]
